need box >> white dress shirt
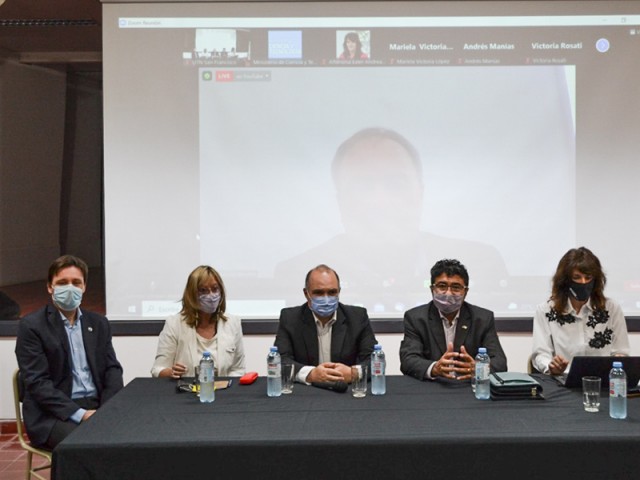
[296,311,337,384]
[531,298,630,374]
[425,310,460,379]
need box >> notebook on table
[554,356,640,389]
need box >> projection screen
[102,1,640,320]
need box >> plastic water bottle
[199,351,215,403]
[474,347,490,400]
[471,358,476,393]
[609,361,627,419]
[371,344,386,395]
[267,346,282,397]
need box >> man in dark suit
[275,264,376,384]
[400,259,507,381]
[15,255,123,449]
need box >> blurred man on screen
[15,255,123,450]
[274,128,508,312]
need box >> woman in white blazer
[151,265,246,378]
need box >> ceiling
[0,0,103,74]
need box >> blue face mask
[310,295,339,317]
[52,284,83,311]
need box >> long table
[53,375,640,480]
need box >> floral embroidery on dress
[547,307,612,349]
[546,309,575,326]
[586,309,609,328]
[589,328,613,349]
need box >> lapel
[427,303,447,356]
[180,318,198,368]
[213,318,225,362]
[47,304,71,359]
[301,305,320,364]
[80,310,99,378]
[330,305,347,362]
[454,303,471,351]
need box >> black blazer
[399,301,507,380]
[274,302,376,375]
[15,304,123,447]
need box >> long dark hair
[342,32,363,59]
[550,247,606,312]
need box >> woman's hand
[160,362,187,379]
[548,355,569,375]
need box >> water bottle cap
[613,361,623,368]
[478,347,487,354]
[270,346,278,352]
[374,344,382,350]
[203,351,211,357]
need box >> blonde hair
[180,265,227,328]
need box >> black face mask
[569,280,594,302]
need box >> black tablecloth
[53,375,640,480]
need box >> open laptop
[554,356,640,389]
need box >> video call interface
[104,2,640,320]
[181,25,608,67]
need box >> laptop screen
[557,356,640,389]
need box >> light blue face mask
[52,284,83,311]
[310,295,339,317]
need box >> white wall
[3,332,640,420]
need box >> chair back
[12,369,52,480]
[12,369,28,441]
[527,354,541,374]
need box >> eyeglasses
[198,287,220,295]
[431,282,467,295]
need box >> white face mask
[432,292,464,315]
[52,284,83,311]
[199,292,221,314]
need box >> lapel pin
[462,325,468,330]
[88,327,93,332]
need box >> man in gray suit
[400,259,507,381]
[275,264,376,384]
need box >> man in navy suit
[15,255,123,449]
[275,264,376,384]
[400,259,507,381]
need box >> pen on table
[492,372,505,384]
